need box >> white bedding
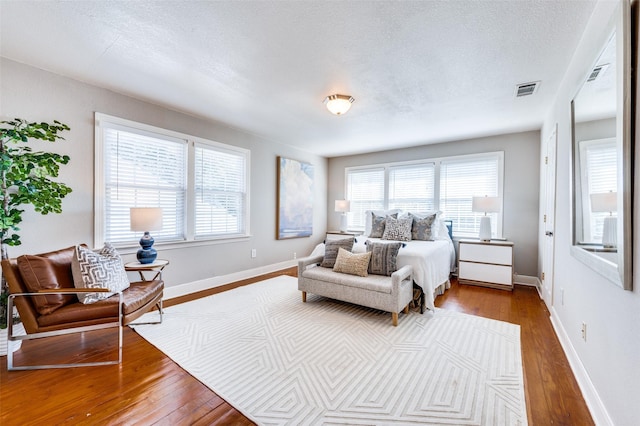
[309,238,455,311]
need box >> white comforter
[310,238,455,311]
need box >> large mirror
[570,0,632,290]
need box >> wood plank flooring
[1,272,592,425]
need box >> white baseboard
[163,259,297,300]
[549,307,613,426]
[513,274,539,288]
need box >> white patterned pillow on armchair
[71,243,130,304]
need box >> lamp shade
[472,196,501,213]
[334,200,351,213]
[590,192,617,213]
[130,207,163,232]
[323,94,354,115]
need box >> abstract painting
[277,156,313,239]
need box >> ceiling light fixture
[323,94,354,115]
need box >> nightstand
[325,231,362,241]
[458,239,514,291]
[124,259,169,282]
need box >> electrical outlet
[251,249,257,258]
[293,252,297,260]
[581,322,587,341]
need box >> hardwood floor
[0,272,592,425]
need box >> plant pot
[0,323,24,356]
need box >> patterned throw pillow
[366,240,403,276]
[382,216,412,241]
[333,248,372,277]
[72,243,130,304]
[410,213,437,240]
[321,237,355,268]
[369,212,398,238]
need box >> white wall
[540,1,640,424]
[0,58,327,290]
[328,131,541,277]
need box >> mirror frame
[570,0,632,290]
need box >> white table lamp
[590,191,617,248]
[334,200,351,233]
[130,207,163,264]
[472,196,501,242]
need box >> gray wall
[538,1,640,424]
[327,130,540,277]
[0,58,327,289]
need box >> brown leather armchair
[2,245,164,370]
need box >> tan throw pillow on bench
[333,247,372,277]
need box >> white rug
[132,276,528,425]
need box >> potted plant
[0,118,72,333]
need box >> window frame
[94,113,251,249]
[344,152,504,238]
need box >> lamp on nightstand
[334,200,351,233]
[130,207,163,264]
[590,191,617,248]
[472,196,501,242]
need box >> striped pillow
[366,240,403,276]
[321,237,355,268]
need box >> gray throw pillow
[410,213,437,240]
[321,237,355,268]
[369,212,398,238]
[382,216,412,241]
[72,243,130,304]
[366,240,403,276]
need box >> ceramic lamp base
[137,232,158,264]
[339,213,348,233]
[602,216,617,248]
[478,216,492,242]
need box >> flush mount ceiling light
[323,94,354,115]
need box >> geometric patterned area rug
[132,276,528,425]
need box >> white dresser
[458,239,514,291]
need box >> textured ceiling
[0,0,597,157]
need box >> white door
[542,125,557,308]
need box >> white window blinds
[346,168,385,229]
[388,163,435,212]
[194,144,247,238]
[439,155,501,237]
[96,113,251,247]
[103,126,187,244]
[580,138,617,242]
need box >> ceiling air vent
[515,81,540,97]
[587,63,610,82]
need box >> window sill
[113,234,252,255]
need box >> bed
[309,214,455,312]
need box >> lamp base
[137,232,158,264]
[339,213,348,233]
[478,216,492,242]
[602,216,617,248]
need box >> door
[542,125,557,308]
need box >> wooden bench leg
[301,291,306,303]
[403,304,409,314]
[392,312,398,326]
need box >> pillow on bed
[410,212,437,240]
[321,237,355,268]
[365,209,401,236]
[366,240,403,276]
[333,248,371,277]
[382,216,412,241]
[369,212,398,238]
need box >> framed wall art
[276,156,313,239]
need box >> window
[579,138,616,242]
[440,154,502,238]
[345,153,503,237]
[95,113,250,247]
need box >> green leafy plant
[0,118,72,328]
